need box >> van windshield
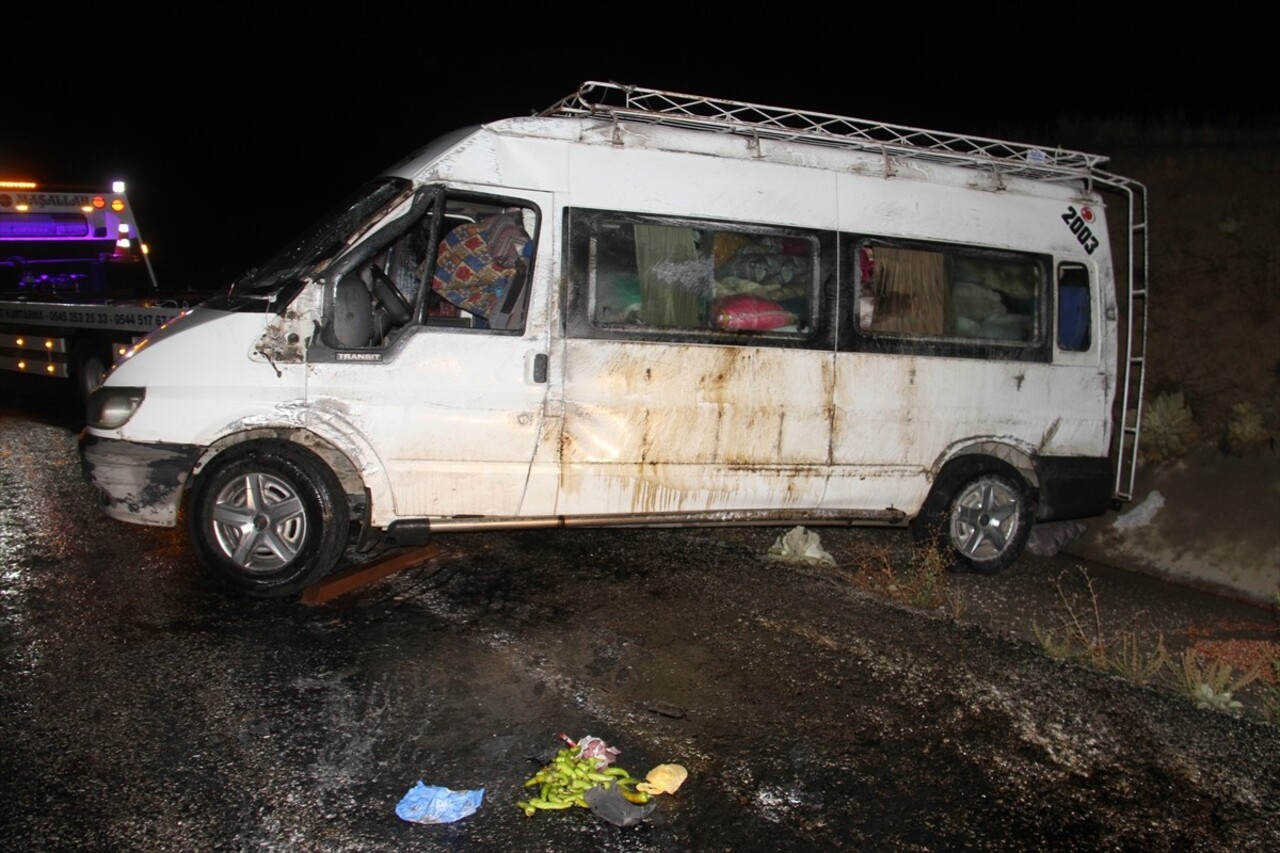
[228,178,413,301]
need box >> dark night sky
[4,26,1270,295]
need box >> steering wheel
[368,265,412,324]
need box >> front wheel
[911,458,1034,575]
[186,442,350,598]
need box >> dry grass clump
[1033,567,1278,723]
[1032,567,1168,684]
[1261,657,1280,723]
[848,539,953,612]
[834,539,1279,725]
[1223,401,1272,456]
[1140,391,1197,463]
[1174,648,1263,713]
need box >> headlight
[88,386,146,429]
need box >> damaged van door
[179,186,554,594]
[305,187,553,520]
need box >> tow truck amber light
[88,387,146,430]
[111,198,125,213]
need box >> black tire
[910,457,1035,575]
[186,442,350,599]
[72,342,112,406]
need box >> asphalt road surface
[2,379,1277,851]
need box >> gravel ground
[2,378,1278,851]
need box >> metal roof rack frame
[542,81,1112,185]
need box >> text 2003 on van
[79,82,1149,599]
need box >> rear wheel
[186,442,350,598]
[911,457,1034,575]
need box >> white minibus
[80,82,1148,598]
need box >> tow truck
[0,179,210,402]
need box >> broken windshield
[228,177,413,301]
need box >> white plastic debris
[1112,490,1165,532]
[766,525,836,567]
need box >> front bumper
[79,433,204,527]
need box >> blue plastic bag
[396,781,484,824]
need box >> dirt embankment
[1071,123,1280,441]
[1055,124,1280,605]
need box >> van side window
[569,209,819,339]
[847,239,1048,361]
[429,208,534,331]
[1056,263,1092,351]
[322,193,538,353]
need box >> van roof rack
[542,81,1108,185]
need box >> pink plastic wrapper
[576,735,621,769]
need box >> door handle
[533,352,548,384]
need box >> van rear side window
[567,209,823,341]
[847,238,1050,362]
[1056,263,1092,352]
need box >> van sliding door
[557,206,837,517]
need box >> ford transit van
[80,82,1149,598]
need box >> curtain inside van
[635,224,704,327]
[872,247,945,336]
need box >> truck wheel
[186,442,350,598]
[910,457,1034,575]
[73,343,112,405]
